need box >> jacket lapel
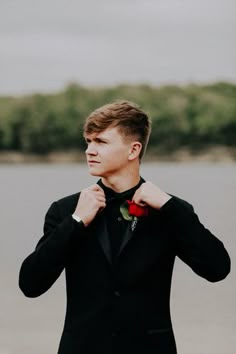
[93,213,112,264]
[117,217,147,257]
[91,213,146,265]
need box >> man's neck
[101,171,140,193]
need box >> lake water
[0,162,235,354]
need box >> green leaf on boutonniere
[120,201,134,221]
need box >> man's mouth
[88,160,100,164]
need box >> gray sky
[0,0,235,95]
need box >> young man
[19,101,230,354]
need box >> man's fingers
[132,197,147,207]
[81,185,105,198]
[132,189,147,206]
[89,184,104,192]
[96,196,106,204]
[81,185,106,205]
[135,200,147,207]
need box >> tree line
[0,82,235,155]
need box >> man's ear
[128,141,142,160]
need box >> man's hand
[132,181,172,210]
[73,184,106,226]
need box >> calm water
[1,163,235,354]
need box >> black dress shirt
[98,178,144,260]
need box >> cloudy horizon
[1,0,235,95]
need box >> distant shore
[1,146,236,163]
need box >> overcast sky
[0,0,235,95]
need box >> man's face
[84,126,132,178]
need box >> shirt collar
[97,177,145,203]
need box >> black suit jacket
[19,189,230,354]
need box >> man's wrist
[158,194,172,208]
[72,214,84,226]
[159,195,174,211]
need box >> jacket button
[114,290,120,296]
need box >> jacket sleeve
[160,196,231,282]
[19,201,85,297]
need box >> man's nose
[85,143,97,156]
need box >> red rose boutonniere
[127,200,149,217]
[120,200,149,231]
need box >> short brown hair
[83,100,151,159]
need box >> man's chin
[88,168,102,177]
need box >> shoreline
[0,146,236,164]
